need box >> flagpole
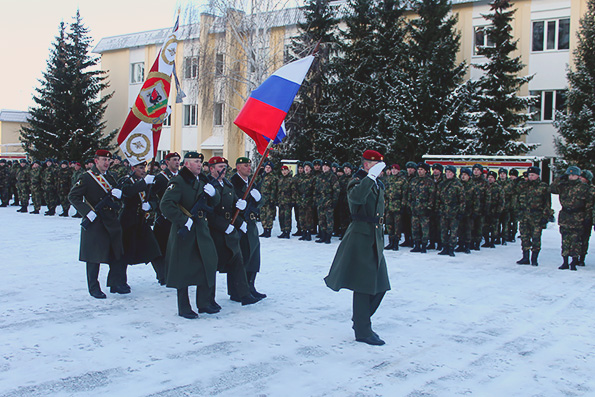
[230,140,274,225]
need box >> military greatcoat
[160,167,219,289]
[325,169,390,295]
[68,166,123,264]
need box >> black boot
[45,208,55,216]
[577,255,586,267]
[463,242,470,254]
[260,228,271,238]
[473,241,480,251]
[558,256,569,270]
[292,229,303,237]
[325,232,332,244]
[400,235,413,247]
[426,241,435,250]
[86,263,106,299]
[392,237,399,251]
[410,241,422,253]
[438,246,449,255]
[247,271,266,299]
[241,293,261,306]
[481,236,490,248]
[436,242,443,251]
[277,231,290,239]
[300,230,312,241]
[516,250,530,265]
[570,257,578,271]
[177,288,198,319]
[420,242,427,253]
[30,209,40,214]
[455,243,465,253]
[315,231,326,243]
[448,246,456,257]
[530,251,539,266]
[384,236,395,250]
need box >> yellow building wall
[100,48,130,148]
[0,121,27,155]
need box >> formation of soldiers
[251,159,594,270]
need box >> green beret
[236,157,251,165]
[184,152,204,161]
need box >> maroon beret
[95,150,111,158]
[391,164,400,170]
[165,152,181,160]
[362,150,383,161]
[208,156,227,165]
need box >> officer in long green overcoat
[325,150,390,346]
[68,150,125,299]
[160,152,220,319]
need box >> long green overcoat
[160,166,219,289]
[68,166,123,264]
[325,169,391,295]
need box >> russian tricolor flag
[234,55,315,154]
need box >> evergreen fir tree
[274,0,338,162]
[554,0,595,171]
[319,0,408,164]
[21,10,115,162]
[468,0,535,155]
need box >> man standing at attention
[325,150,390,346]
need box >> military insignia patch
[166,184,175,191]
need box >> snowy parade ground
[1,197,594,396]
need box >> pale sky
[0,0,195,111]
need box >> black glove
[177,226,189,239]
[540,218,548,228]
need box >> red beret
[362,150,383,161]
[95,150,111,158]
[208,156,227,165]
[281,165,289,170]
[165,152,181,160]
[391,164,400,170]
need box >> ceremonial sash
[160,170,172,182]
[88,170,113,193]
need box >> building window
[530,90,567,121]
[532,18,570,52]
[130,62,145,84]
[183,105,197,126]
[473,26,495,55]
[214,103,223,126]
[163,113,171,126]
[184,56,199,79]
[215,53,224,76]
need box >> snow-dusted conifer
[21,11,115,162]
[468,0,535,155]
[554,0,595,171]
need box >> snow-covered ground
[1,198,594,397]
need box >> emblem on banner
[124,133,151,163]
[132,72,171,124]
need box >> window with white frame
[473,26,495,55]
[214,103,223,126]
[183,105,197,126]
[215,53,224,76]
[532,18,570,52]
[163,113,171,126]
[184,56,199,79]
[529,90,567,121]
[130,62,145,84]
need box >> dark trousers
[86,262,121,292]
[225,254,251,299]
[177,286,212,314]
[352,291,385,339]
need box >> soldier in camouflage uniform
[496,168,511,245]
[577,170,594,267]
[0,159,10,207]
[436,165,465,256]
[314,160,340,244]
[29,160,43,214]
[409,162,436,253]
[293,161,304,236]
[384,165,407,251]
[57,160,73,216]
[16,159,30,213]
[515,166,551,266]
[277,165,294,238]
[10,160,19,206]
[470,164,487,250]
[455,168,479,254]
[110,156,129,181]
[507,168,521,242]
[400,161,417,247]
[294,161,316,241]
[551,166,594,271]
[482,171,504,248]
[428,163,444,250]
[337,163,354,238]
[259,161,277,238]
[42,159,59,216]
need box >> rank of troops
[250,158,594,271]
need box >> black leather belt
[351,214,384,224]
